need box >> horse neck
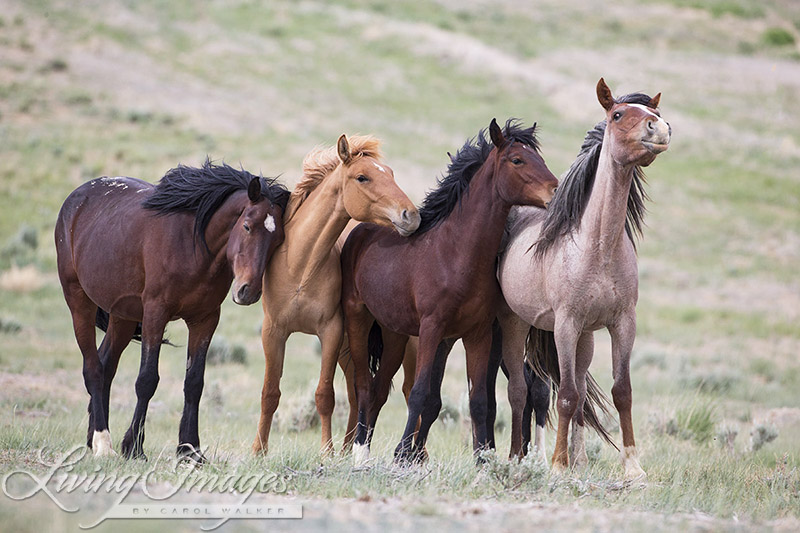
[577,137,635,264]
[284,168,349,282]
[436,162,511,270]
[203,192,246,274]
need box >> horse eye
[356,175,369,183]
[511,158,523,165]
[243,222,251,233]
[613,112,622,121]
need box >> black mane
[415,119,541,235]
[142,158,290,251]
[533,94,652,257]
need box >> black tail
[95,308,173,346]
[525,326,618,450]
[367,321,383,376]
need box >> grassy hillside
[1,0,799,531]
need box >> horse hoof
[411,447,429,464]
[352,443,370,467]
[621,446,646,481]
[550,460,569,477]
[177,444,207,466]
[91,430,117,457]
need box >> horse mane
[533,93,653,258]
[142,158,290,251]
[283,135,384,222]
[415,119,540,235]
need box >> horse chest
[555,268,637,330]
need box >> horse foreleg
[337,336,357,453]
[316,314,344,457]
[497,311,530,458]
[252,323,287,455]
[485,321,502,451]
[551,319,580,473]
[121,308,168,460]
[609,315,645,480]
[395,319,442,463]
[178,310,220,464]
[569,332,594,471]
[463,326,493,459]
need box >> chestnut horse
[55,161,289,461]
[497,79,671,478]
[341,119,558,463]
[251,134,419,456]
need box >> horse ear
[649,92,661,109]
[247,177,262,203]
[337,134,352,165]
[489,118,505,149]
[596,78,615,111]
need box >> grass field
[1,0,799,531]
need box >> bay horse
[341,119,558,464]
[496,78,671,478]
[55,161,290,461]
[251,134,419,456]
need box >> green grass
[1,0,799,529]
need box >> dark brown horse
[341,119,558,464]
[55,161,289,461]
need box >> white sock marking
[92,430,116,457]
[352,443,370,466]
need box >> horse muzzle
[390,207,421,237]
[231,281,262,306]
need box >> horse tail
[525,326,618,450]
[367,321,383,376]
[95,308,173,346]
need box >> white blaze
[264,214,276,233]
[372,162,386,173]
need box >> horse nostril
[647,120,655,131]
[401,209,409,223]
[237,284,249,299]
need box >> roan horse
[341,119,558,463]
[251,134,419,456]
[496,79,671,478]
[55,161,290,461]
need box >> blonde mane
[284,135,384,222]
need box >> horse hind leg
[91,314,137,449]
[497,312,530,459]
[368,328,409,442]
[61,282,114,457]
[411,338,452,463]
[529,370,550,464]
[121,308,168,460]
